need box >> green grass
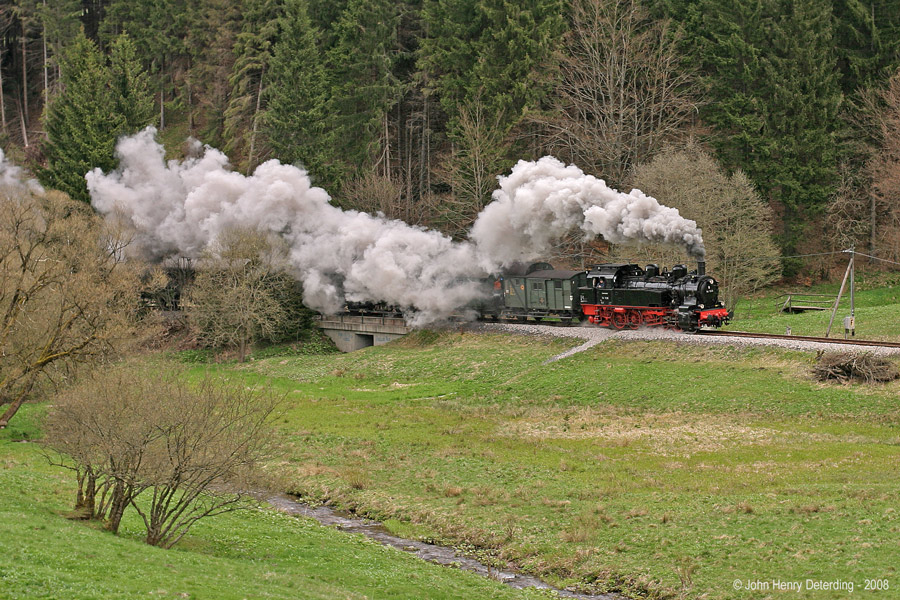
[6,326,900,599]
[220,331,900,599]
[726,270,900,339]
[0,404,550,600]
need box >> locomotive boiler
[578,261,730,331]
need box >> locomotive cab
[579,260,730,330]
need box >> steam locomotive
[479,260,730,332]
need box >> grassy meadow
[4,277,900,599]
[725,269,900,339]
[201,330,900,599]
[0,404,549,599]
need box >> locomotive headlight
[700,304,705,309]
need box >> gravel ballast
[462,322,900,362]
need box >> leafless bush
[813,352,900,384]
[44,362,283,547]
[0,187,139,428]
[187,228,290,361]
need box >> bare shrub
[0,187,139,428]
[44,363,282,547]
[44,365,161,531]
[187,228,300,362]
[813,352,900,384]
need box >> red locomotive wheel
[627,310,642,329]
[612,312,626,329]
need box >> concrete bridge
[316,314,411,352]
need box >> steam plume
[87,129,705,324]
[0,149,44,194]
[86,128,483,323]
[470,156,705,266]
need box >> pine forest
[1,0,900,278]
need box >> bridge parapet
[315,314,410,352]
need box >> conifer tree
[262,0,329,178]
[762,0,842,220]
[224,0,285,171]
[36,0,82,98]
[186,0,242,145]
[693,0,842,257]
[307,0,350,48]
[322,0,401,182]
[419,0,563,138]
[109,33,154,133]
[102,0,190,129]
[39,31,122,201]
[833,0,900,95]
[39,31,153,202]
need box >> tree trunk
[159,81,165,130]
[75,469,98,519]
[105,480,130,533]
[247,72,264,174]
[0,48,7,135]
[0,389,28,429]
[870,192,877,253]
[21,22,29,142]
[158,57,166,130]
[42,0,48,107]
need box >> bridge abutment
[316,315,410,352]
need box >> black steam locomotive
[480,260,730,331]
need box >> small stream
[267,494,618,599]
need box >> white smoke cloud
[0,149,45,194]
[86,128,484,324]
[470,156,704,267]
[86,129,704,324]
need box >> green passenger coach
[499,262,587,322]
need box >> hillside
[0,404,549,600]
[216,331,900,598]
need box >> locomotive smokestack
[697,260,706,276]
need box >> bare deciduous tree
[340,171,406,220]
[44,363,282,547]
[0,187,138,428]
[862,67,900,261]
[826,163,870,252]
[187,228,289,362]
[432,96,510,239]
[534,0,699,188]
[44,365,160,531]
[627,144,781,309]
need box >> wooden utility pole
[825,249,854,338]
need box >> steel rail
[697,330,900,349]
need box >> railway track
[481,319,900,348]
[697,329,900,349]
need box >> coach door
[528,279,547,307]
[504,277,527,309]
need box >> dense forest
[2,0,900,278]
